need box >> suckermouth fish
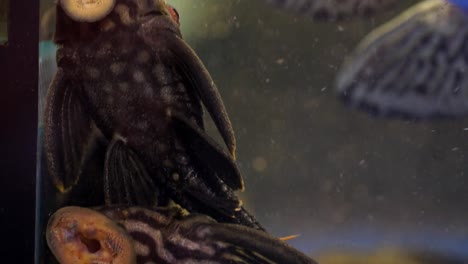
[46,206,318,264]
[336,0,468,119]
[44,0,262,229]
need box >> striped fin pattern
[265,0,397,20]
[336,0,468,119]
[100,206,317,264]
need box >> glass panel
[0,0,8,44]
[37,0,468,263]
[36,2,59,263]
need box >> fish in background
[46,206,317,264]
[44,0,262,230]
[336,0,468,119]
[264,0,397,21]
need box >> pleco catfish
[264,0,397,21]
[336,0,468,119]
[44,0,262,229]
[46,206,317,264]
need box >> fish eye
[167,5,180,25]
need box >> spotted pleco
[44,0,262,230]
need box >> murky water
[36,1,468,263]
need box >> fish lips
[46,206,137,264]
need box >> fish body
[336,0,468,119]
[265,0,397,21]
[47,206,318,264]
[44,0,261,229]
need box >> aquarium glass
[37,0,468,263]
[0,0,8,44]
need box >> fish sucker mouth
[76,232,102,253]
[46,206,136,264]
[59,0,116,22]
[79,0,103,10]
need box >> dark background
[0,0,38,262]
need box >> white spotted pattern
[133,71,146,83]
[118,82,129,93]
[153,64,171,84]
[86,67,100,79]
[100,19,116,31]
[111,63,125,75]
[137,51,151,63]
[115,4,134,25]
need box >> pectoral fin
[44,68,97,192]
[181,170,241,218]
[170,110,244,191]
[104,137,158,206]
[160,33,236,157]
